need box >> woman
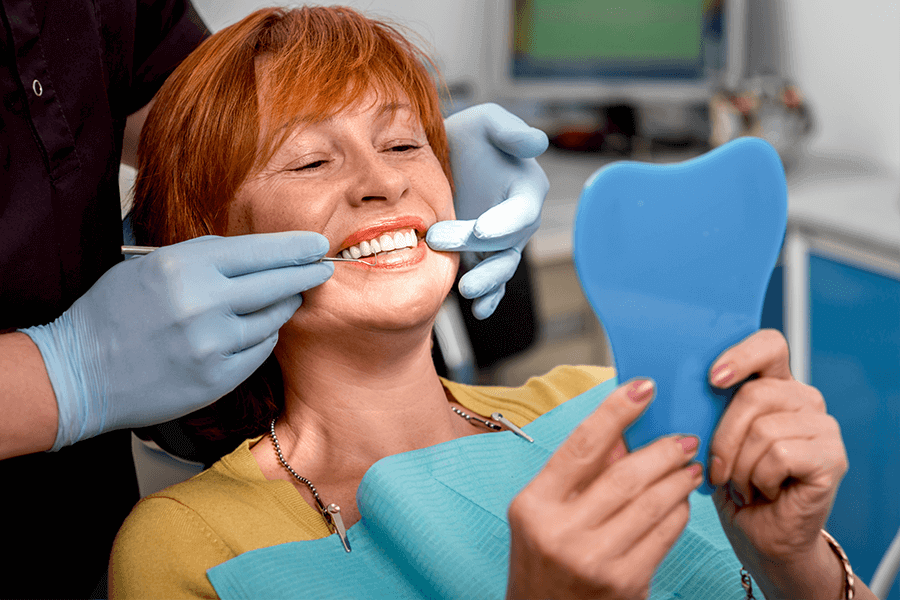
[110,6,870,599]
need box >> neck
[270,321,470,479]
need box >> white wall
[193,0,486,89]
[193,0,899,173]
[780,0,899,172]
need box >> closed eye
[292,160,329,171]
[388,144,421,153]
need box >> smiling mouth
[338,228,420,261]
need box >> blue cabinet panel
[810,254,900,599]
[760,264,784,333]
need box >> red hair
[130,6,452,460]
[132,5,452,246]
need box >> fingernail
[628,380,654,403]
[710,363,734,387]
[677,436,699,454]
[686,463,703,479]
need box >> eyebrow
[376,101,412,117]
[275,101,413,135]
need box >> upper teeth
[341,228,418,259]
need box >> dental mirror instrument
[573,137,787,495]
[121,245,377,265]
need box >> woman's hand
[707,329,850,599]
[506,379,704,600]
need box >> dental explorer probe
[121,245,377,265]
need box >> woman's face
[227,88,458,336]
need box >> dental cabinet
[526,146,900,597]
[783,151,900,599]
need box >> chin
[287,249,458,336]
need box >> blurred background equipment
[709,75,813,170]
[483,0,737,155]
[487,0,729,106]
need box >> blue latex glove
[427,104,549,319]
[21,232,333,451]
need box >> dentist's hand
[428,104,549,319]
[21,232,332,451]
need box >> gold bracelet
[821,529,855,600]
[740,530,855,600]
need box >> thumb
[482,104,549,159]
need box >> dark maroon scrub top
[0,1,207,595]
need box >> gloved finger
[176,231,330,278]
[228,262,334,315]
[481,104,550,159]
[425,219,478,251]
[458,249,522,299]
[217,331,281,397]
[471,286,506,321]
[229,293,304,353]
[427,220,531,254]
[471,185,544,240]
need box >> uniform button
[32,79,43,97]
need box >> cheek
[442,251,460,288]
[288,243,460,331]
[226,182,336,236]
[415,163,455,221]
[437,177,454,220]
[442,187,456,221]
[226,183,277,236]
[224,195,251,236]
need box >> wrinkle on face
[226,85,457,343]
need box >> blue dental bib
[573,137,787,494]
[208,378,748,599]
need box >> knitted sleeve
[108,496,232,599]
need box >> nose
[347,149,409,206]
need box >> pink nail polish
[628,380,654,402]
[711,363,734,387]
[677,436,699,454]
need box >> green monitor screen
[513,0,723,81]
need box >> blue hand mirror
[573,137,787,494]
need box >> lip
[337,216,428,254]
